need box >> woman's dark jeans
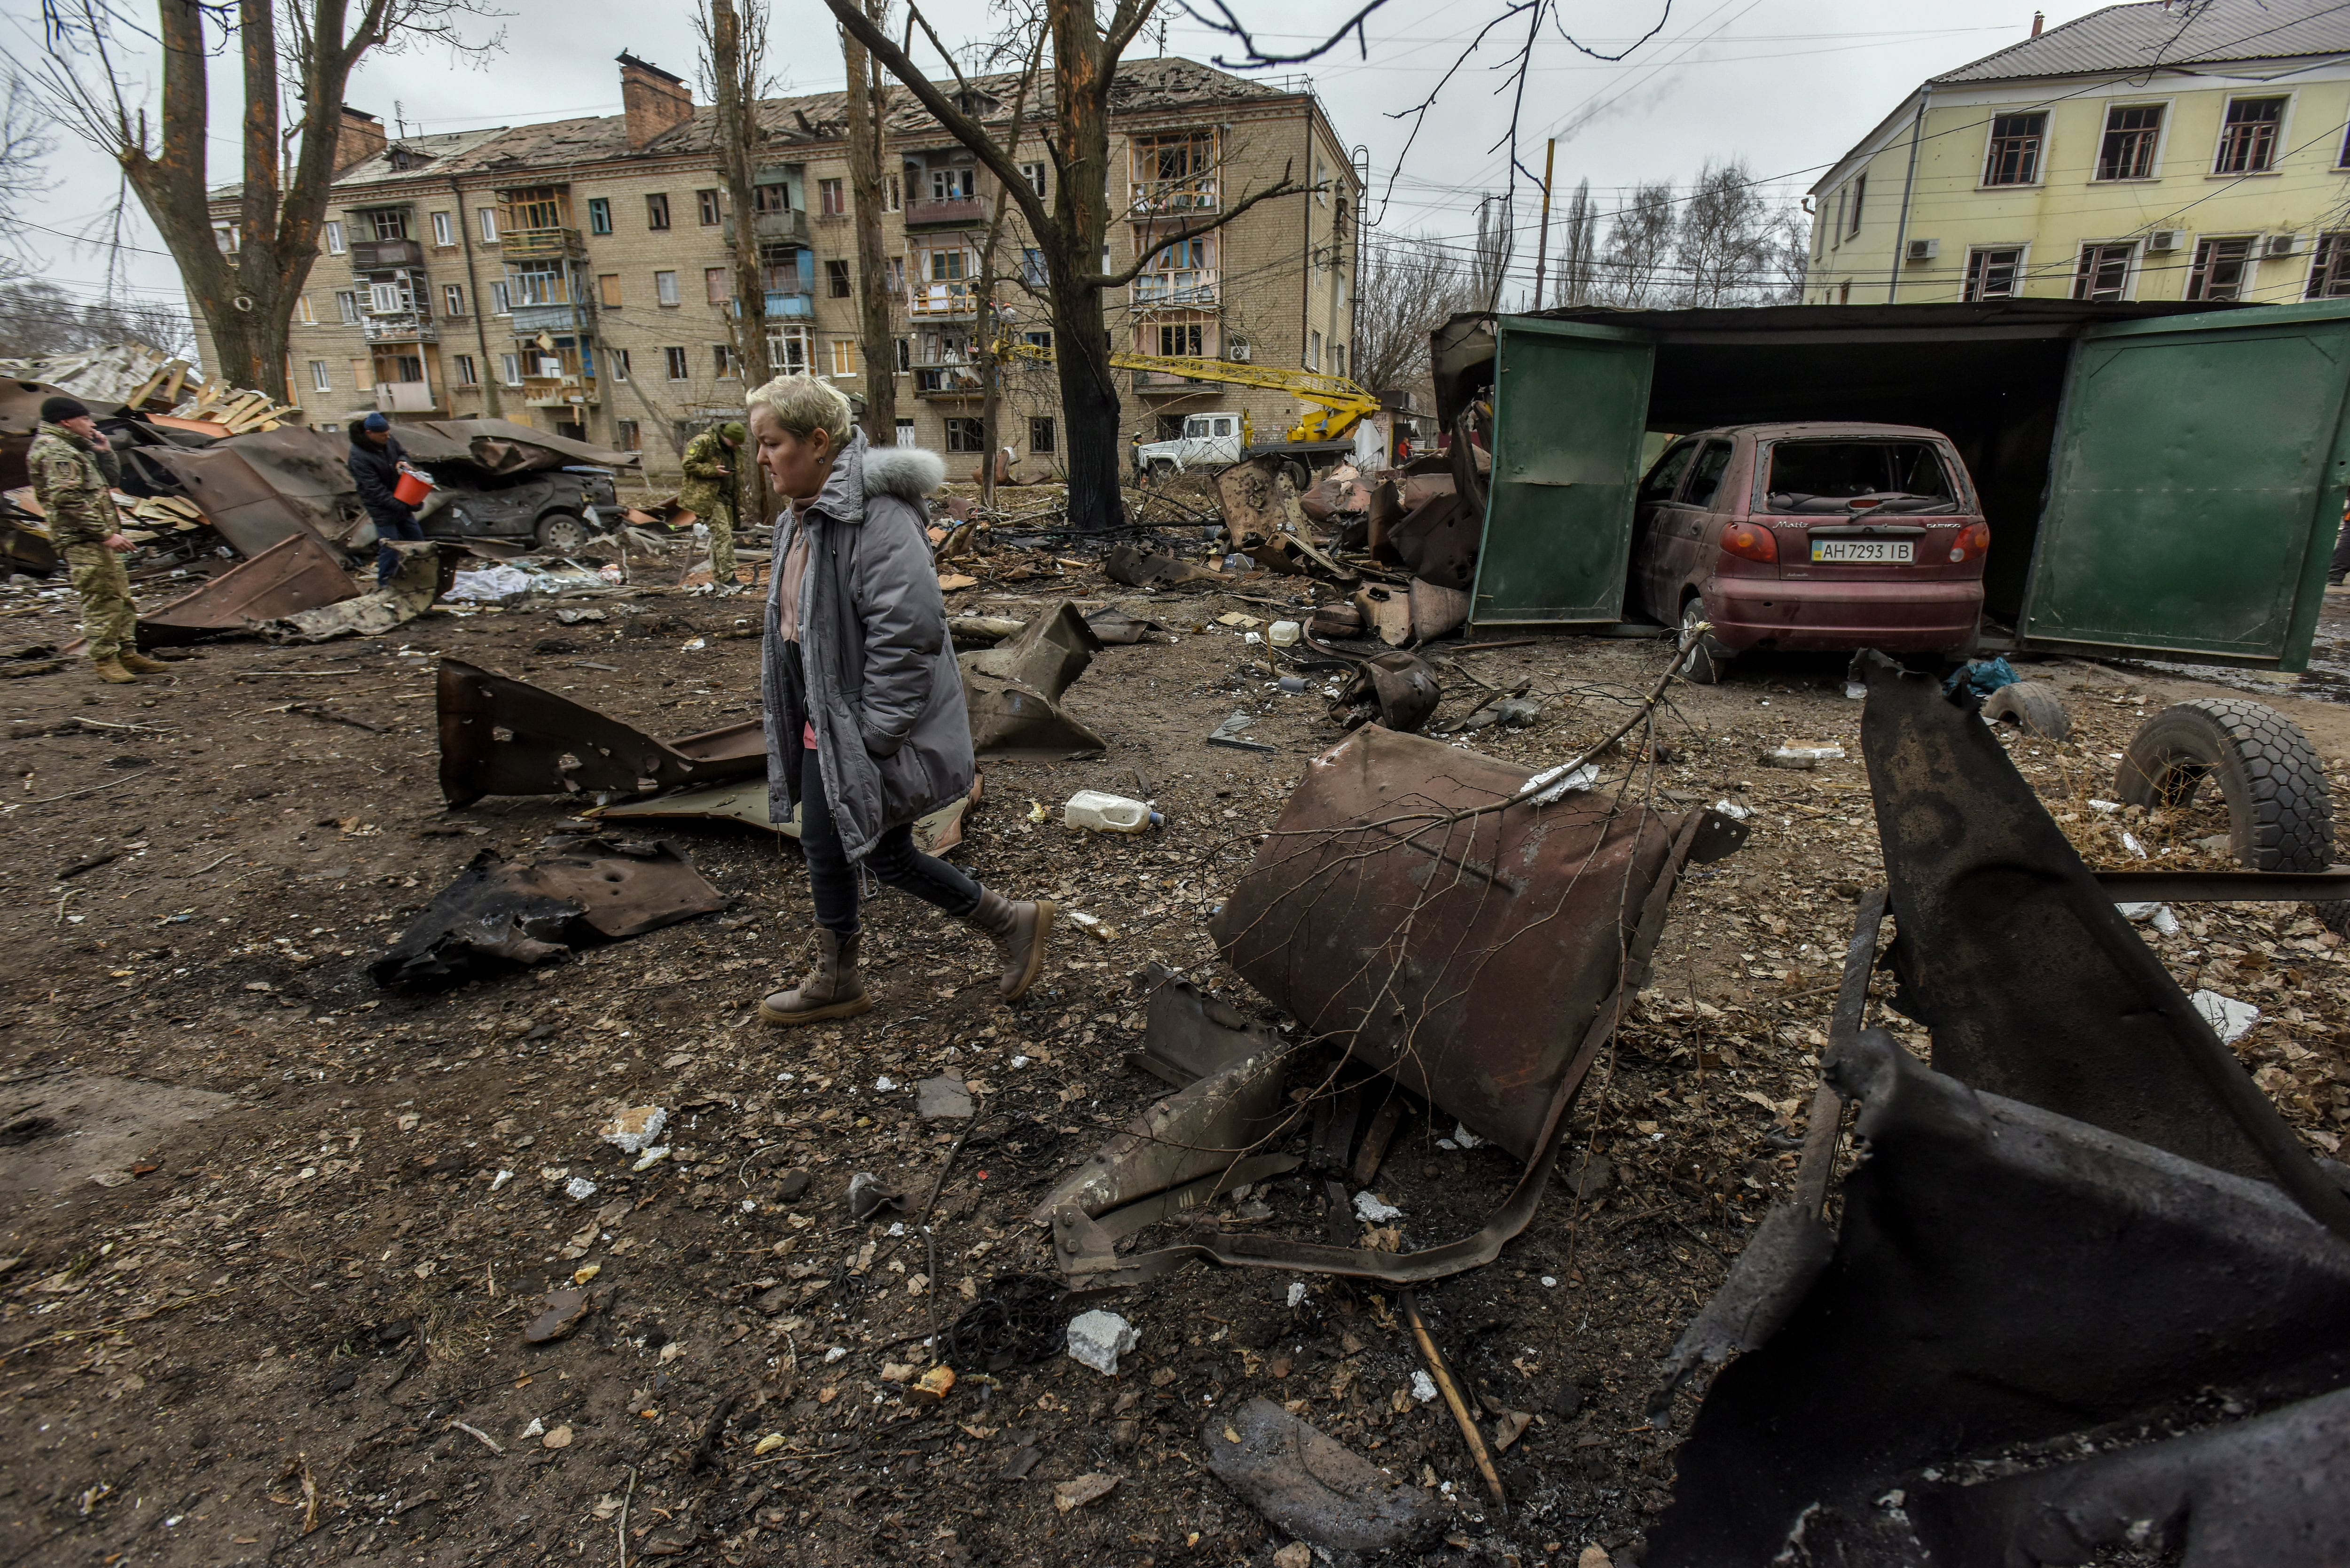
[798,741,981,936]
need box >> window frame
[1021,160,1048,197]
[2213,94,2291,176]
[335,290,360,325]
[2307,233,2350,298]
[713,343,740,379]
[2187,234,2257,300]
[2072,240,2138,302]
[1980,111,2049,189]
[616,418,642,452]
[598,273,622,309]
[655,270,680,307]
[1028,415,1055,454]
[323,220,345,255]
[478,208,500,244]
[308,359,331,392]
[2094,101,2168,182]
[588,197,612,235]
[500,352,523,386]
[944,416,987,453]
[431,211,455,247]
[646,193,672,231]
[608,347,630,383]
[829,338,858,377]
[453,353,478,386]
[825,258,853,298]
[664,346,690,382]
[1961,244,2027,302]
[489,281,511,317]
[697,188,722,226]
[705,266,731,305]
[441,282,466,318]
[819,178,846,217]
[1847,174,1865,238]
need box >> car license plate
[1811,538,1913,563]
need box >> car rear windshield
[1765,440,1957,514]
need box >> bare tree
[1598,180,1675,308]
[1470,194,1513,310]
[1553,177,1595,308]
[1676,158,1774,307]
[39,0,502,401]
[826,0,1307,532]
[700,0,774,520]
[839,0,897,446]
[972,28,1045,509]
[0,69,56,259]
[1351,232,1469,397]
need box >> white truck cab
[1134,413,1244,476]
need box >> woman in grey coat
[749,374,1053,1024]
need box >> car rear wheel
[1676,597,1731,685]
[535,511,590,554]
[1147,460,1176,481]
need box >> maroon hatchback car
[1628,422,1990,682]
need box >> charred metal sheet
[134,444,330,558]
[1125,964,1285,1087]
[1858,649,2350,1233]
[372,835,727,989]
[958,600,1108,758]
[595,773,979,856]
[1103,541,1229,589]
[257,541,453,642]
[140,531,360,644]
[436,659,765,806]
[1388,491,1479,591]
[1331,651,1440,734]
[1211,723,1744,1162]
[1216,457,1354,580]
[1646,1030,2350,1567]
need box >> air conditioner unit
[2145,229,2183,252]
[2265,232,2303,258]
[1225,340,1252,363]
[1904,238,1940,263]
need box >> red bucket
[392,469,433,507]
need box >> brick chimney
[618,54,693,150]
[336,106,387,171]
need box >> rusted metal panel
[436,658,765,806]
[957,601,1108,758]
[134,445,327,559]
[1209,723,1739,1162]
[140,531,360,643]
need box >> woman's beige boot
[759,928,872,1025]
[963,890,1055,1001]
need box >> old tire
[535,511,590,554]
[1982,681,2071,740]
[2117,699,2334,875]
[1147,460,1175,482]
[1676,597,1731,685]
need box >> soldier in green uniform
[680,421,747,593]
[30,397,168,684]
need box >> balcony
[765,290,814,319]
[1132,270,1218,307]
[722,210,811,247]
[501,226,586,261]
[1129,180,1219,216]
[350,236,425,270]
[903,195,984,228]
[510,301,591,335]
[362,312,438,343]
[908,279,979,318]
[374,382,438,413]
[523,374,599,410]
[912,361,983,398]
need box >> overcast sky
[10,0,2099,335]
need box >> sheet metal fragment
[436,659,764,806]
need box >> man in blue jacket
[347,413,422,585]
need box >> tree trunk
[840,3,896,445]
[1043,16,1124,531]
[1050,262,1124,530]
[711,0,772,525]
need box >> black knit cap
[40,395,91,423]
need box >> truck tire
[535,511,590,554]
[1148,460,1176,481]
[1982,681,2071,740]
[1284,458,1311,491]
[2117,698,2335,872]
[1676,596,1731,685]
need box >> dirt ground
[4,538,2348,1568]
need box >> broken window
[615,419,640,451]
[768,327,809,374]
[453,354,477,385]
[2096,104,2163,180]
[929,166,975,203]
[1023,328,1051,352]
[1307,329,1322,370]
[442,283,466,317]
[1028,415,1055,453]
[2307,233,2350,298]
[1765,440,1952,509]
[500,353,522,385]
[655,271,679,307]
[885,175,901,212]
[2072,242,2134,302]
[2187,236,2255,300]
[308,359,330,392]
[1982,112,2046,186]
[294,293,315,324]
[1021,160,1047,197]
[1135,233,1214,305]
[819,179,845,216]
[945,417,986,452]
[705,266,730,305]
[2215,96,2286,174]
[886,256,905,292]
[608,348,629,382]
[489,281,511,316]
[1130,130,1218,212]
[829,339,857,376]
[335,290,360,324]
[697,188,722,226]
[1684,439,1734,508]
[431,211,454,246]
[826,258,851,297]
[760,243,802,294]
[664,347,689,381]
[598,273,622,308]
[714,344,740,378]
[646,193,671,231]
[512,261,567,306]
[894,336,909,371]
[1153,319,1207,358]
[588,197,612,234]
[752,182,789,214]
[1639,440,1696,504]
[1961,246,2023,301]
[324,220,345,255]
[367,208,408,241]
[478,208,499,243]
[1022,247,1046,288]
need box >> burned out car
[420,467,620,554]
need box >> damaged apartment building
[192,53,1362,483]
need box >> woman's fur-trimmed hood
[862,445,946,501]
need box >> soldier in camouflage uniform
[680,421,746,593]
[29,397,167,684]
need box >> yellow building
[1808,1,2350,306]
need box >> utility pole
[1530,139,1556,312]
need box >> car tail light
[1951,522,1990,562]
[1721,523,1777,564]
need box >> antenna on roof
[1155,16,1167,55]
[394,100,407,139]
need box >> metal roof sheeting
[1934,0,2350,85]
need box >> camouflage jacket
[28,422,124,549]
[678,428,737,520]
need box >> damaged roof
[1931,0,2350,85]
[209,127,512,203]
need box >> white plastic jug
[1064,790,1151,834]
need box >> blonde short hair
[746,373,854,448]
